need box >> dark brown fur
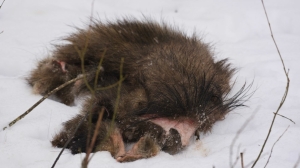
[27,18,249,162]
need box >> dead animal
[27,18,250,162]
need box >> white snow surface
[1,0,300,168]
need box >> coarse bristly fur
[27,18,252,162]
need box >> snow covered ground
[0,0,299,167]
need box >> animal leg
[118,117,184,158]
[94,122,126,159]
[51,116,126,159]
[117,126,183,162]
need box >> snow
[1,0,300,167]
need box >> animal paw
[117,135,160,162]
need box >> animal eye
[211,95,220,104]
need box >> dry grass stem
[252,1,290,167]
[84,57,125,166]
[273,112,295,124]
[75,43,94,95]
[232,149,246,168]
[241,153,244,168]
[293,155,300,168]
[94,49,106,89]
[264,126,290,168]
[110,57,124,126]
[230,107,258,168]
[264,125,289,168]
[0,0,5,9]
[82,108,105,168]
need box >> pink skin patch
[149,117,198,146]
[58,61,67,72]
[55,60,67,72]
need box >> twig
[94,49,106,90]
[85,57,125,163]
[264,125,289,168]
[244,153,269,168]
[232,149,245,168]
[75,43,94,95]
[230,107,259,168]
[51,112,89,168]
[77,1,97,150]
[82,108,104,168]
[0,0,6,9]
[89,0,96,28]
[96,79,125,91]
[293,155,300,168]
[273,112,295,124]
[241,153,244,168]
[3,76,83,131]
[109,57,124,131]
[252,1,290,167]
[74,0,96,96]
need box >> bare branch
[75,44,94,95]
[293,155,300,168]
[264,125,289,168]
[3,76,83,131]
[241,153,245,168]
[107,57,125,136]
[0,0,6,9]
[244,153,269,168]
[230,107,259,168]
[273,112,295,124]
[232,149,246,168]
[82,108,104,168]
[75,0,96,97]
[96,78,125,91]
[94,49,106,90]
[252,1,290,167]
